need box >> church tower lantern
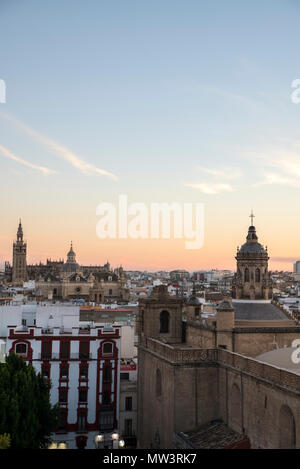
[232,212,273,300]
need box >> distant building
[170,270,190,282]
[293,261,300,281]
[5,222,129,304]
[12,220,27,285]
[294,261,300,274]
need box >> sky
[1,0,300,271]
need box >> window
[15,343,27,355]
[255,268,261,283]
[103,364,111,382]
[103,342,113,355]
[60,365,68,379]
[109,289,113,295]
[244,268,249,282]
[99,408,114,430]
[195,307,200,317]
[60,342,70,360]
[156,369,162,397]
[41,341,51,360]
[42,365,50,379]
[77,413,87,432]
[141,310,144,332]
[160,310,169,333]
[120,372,129,381]
[102,390,111,405]
[79,341,89,359]
[79,389,87,403]
[59,388,68,403]
[80,365,88,378]
[22,319,26,326]
[57,410,67,431]
[125,396,132,411]
[124,419,133,436]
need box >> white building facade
[1,304,121,449]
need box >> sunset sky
[1,0,300,271]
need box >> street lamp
[57,442,67,449]
[48,441,67,449]
[95,433,104,449]
[95,431,122,449]
[112,431,119,449]
[119,439,125,448]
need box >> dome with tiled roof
[238,226,268,256]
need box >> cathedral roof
[42,272,60,282]
[63,262,79,272]
[67,244,75,257]
[63,242,79,271]
[232,301,291,321]
[238,225,268,256]
[68,273,87,282]
[93,271,118,282]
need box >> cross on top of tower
[250,210,255,226]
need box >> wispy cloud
[185,182,234,195]
[0,144,56,175]
[248,149,300,189]
[271,257,299,263]
[0,112,118,181]
[197,165,242,181]
[185,165,241,194]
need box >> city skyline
[0,215,297,273]
[1,1,300,271]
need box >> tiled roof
[177,420,249,449]
[233,301,290,321]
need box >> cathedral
[5,221,129,303]
[137,217,300,449]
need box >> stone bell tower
[232,212,272,300]
[138,285,183,344]
[12,220,27,285]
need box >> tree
[0,353,59,448]
[0,434,10,449]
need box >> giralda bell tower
[12,220,27,285]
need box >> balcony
[41,328,53,335]
[39,353,92,361]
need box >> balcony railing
[39,353,92,360]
